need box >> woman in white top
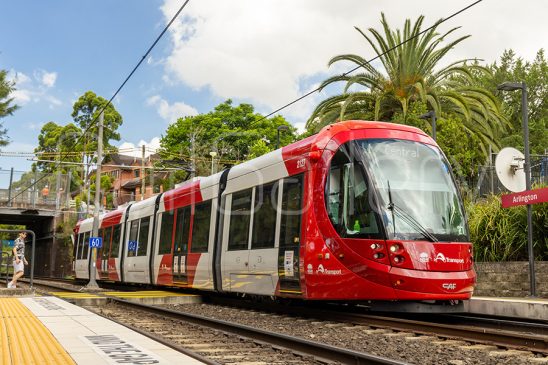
[7,232,28,288]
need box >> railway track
[27,278,548,355]
[25,279,406,365]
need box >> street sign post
[89,237,103,249]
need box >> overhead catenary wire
[9,0,483,203]
[7,0,192,203]
[257,0,484,123]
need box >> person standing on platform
[7,232,28,288]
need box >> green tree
[71,91,123,176]
[307,14,508,157]
[160,100,296,177]
[34,122,82,172]
[479,49,547,155]
[0,69,19,147]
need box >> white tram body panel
[74,217,95,279]
[219,149,290,295]
[123,199,155,284]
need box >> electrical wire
[257,0,484,122]
[7,0,191,204]
[8,0,482,202]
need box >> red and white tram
[74,120,475,307]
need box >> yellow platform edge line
[0,298,75,365]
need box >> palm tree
[307,14,508,156]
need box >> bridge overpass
[0,169,75,277]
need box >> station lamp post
[209,151,217,174]
[497,81,535,297]
[276,125,289,149]
[419,110,437,141]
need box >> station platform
[467,296,548,321]
[0,294,204,364]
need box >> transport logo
[419,252,430,263]
[434,253,464,264]
[315,264,342,275]
[442,283,457,290]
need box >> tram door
[278,175,304,294]
[173,206,191,285]
[99,227,112,279]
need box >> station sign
[1,240,14,247]
[501,187,548,208]
[89,237,103,248]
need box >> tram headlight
[389,244,400,253]
[373,253,384,260]
[393,255,405,264]
[370,243,382,250]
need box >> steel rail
[25,279,407,365]
[107,297,408,365]
[32,278,548,352]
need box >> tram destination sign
[501,187,548,208]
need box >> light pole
[419,110,437,141]
[276,125,289,149]
[209,151,217,174]
[497,81,535,297]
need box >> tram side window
[82,232,90,259]
[128,220,139,257]
[158,211,175,255]
[279,175,304,247]
[251,183,278,249]
[228,189,252,251]
[174,207,190,254]
[137,217,150,256]
[111,224,121,258]
[73,234,79,261]
[191,200,212,253]
[98,228,104,258]
[102,227,112,259]
[75,233,81,259]
[77,233,84,259]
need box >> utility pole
[141,144,146,200]
[87,111,103,289]
[7,167,13,207]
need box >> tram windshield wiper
[386,181,438,242]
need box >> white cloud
[40,71,57,88]
[11,89,32,105]
[146,94,198,123]
[7,69,61,108]
[160,0,548,124]
[118,137,161,158]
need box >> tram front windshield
[358,139,468,242]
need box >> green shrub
[468,193,547,261]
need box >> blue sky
[1,0,546,183]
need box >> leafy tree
[71,91,123,177]
[160,100,296,177]
[34,122,82,172]
[0,69,19,147]
[307,14,508,157]
[479,49,547,155]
